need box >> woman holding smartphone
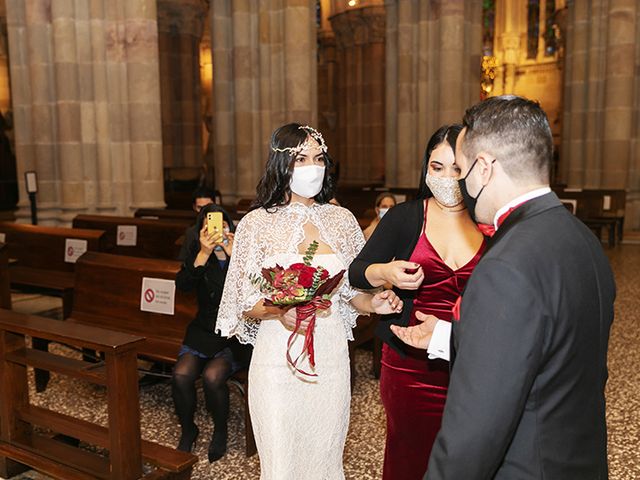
[172,204,251,462]
[349,125,486,479]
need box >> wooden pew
[0,310,197,479]
[0,222,107,318]
[552,188,626,247]
[67,251,257,456]
[0,243,10,310]
[72,215,190,260]
[134,208,197,223]
[0,223,107,391]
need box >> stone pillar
[317,0,337,165]
[385,0,482,188]
[157,0,207,169]
[6,0,164,225]
[561,0,640,229]
[330,2,386,185]
[494,1,522,95]
[210,0,317,202]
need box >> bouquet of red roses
[252,241,345,376]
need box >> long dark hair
[416,124,463,199]
[187,203,235,259]
[252,123,335,210]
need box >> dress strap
[422,199,429,235]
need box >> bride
[217,123,402,479]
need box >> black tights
[171,352,231,439]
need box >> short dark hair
[191,186,217,204]
[462,95,552,184]
[252,123,335,210]
[417,124,463,199]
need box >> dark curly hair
[252,123,335,210]
[416,124,463,199]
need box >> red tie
[478,202,527,238]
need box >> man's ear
[475,152,496,184]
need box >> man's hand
[390,311,439,349]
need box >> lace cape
[216,202,366,345]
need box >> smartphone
[206,211,224,235]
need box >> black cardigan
[349,199,425,354]
[175,247,250,360]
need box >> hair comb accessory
[271,125,328,155]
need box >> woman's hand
[279,306,312,333]
[370,289,403,315]
[217,231,234,257]
[194,224,218,267]
[381,260,424,290]
[198,224,218,256]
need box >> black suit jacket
[426,193,615,480]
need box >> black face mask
[458,158,492,223]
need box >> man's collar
[493,187,551,230]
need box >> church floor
[2,244,639,480]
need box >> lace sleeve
[335,209,368,340]
[216,212,264,345]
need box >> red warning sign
[67,246,74,256]
[144,288,155,303]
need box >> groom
[392,96,615,479]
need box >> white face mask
[290,165,326,199]
[426,173,463,207]
[378,208,389,219]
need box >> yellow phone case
[207,211,223,234]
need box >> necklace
[433,198,467,213]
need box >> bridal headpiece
[271,125,328,156]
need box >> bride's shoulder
[318,203,356,221]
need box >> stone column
[157,0,207,169]
[385,0,482,188]
[210,0,317,202]
[6,0,164,225]
[330,2,386,185]
[560,0,640,229]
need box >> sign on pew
[117,225,138,246]
[64,238,88,263]
[140,277,176,315]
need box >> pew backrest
[0,222,106,272]
[72,215,189,260]
[71,252,197,362]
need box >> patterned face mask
[426,173,463,207]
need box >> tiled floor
[2,244,639,479]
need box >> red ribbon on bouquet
[286,297,332,377]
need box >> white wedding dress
[217,203,366,480]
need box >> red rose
[319,268,329,280]
[289,263,306,271]
[298,265,317,288]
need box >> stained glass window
[316,1,322,28]
[482,0,496,57]
[544,0,557,56]
[527,0,540,59]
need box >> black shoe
[177,425,199,453]
[208,429,227,463]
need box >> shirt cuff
[427,320,451,362]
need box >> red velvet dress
[380,203,485,480]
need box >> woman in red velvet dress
[349,125,486,479]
